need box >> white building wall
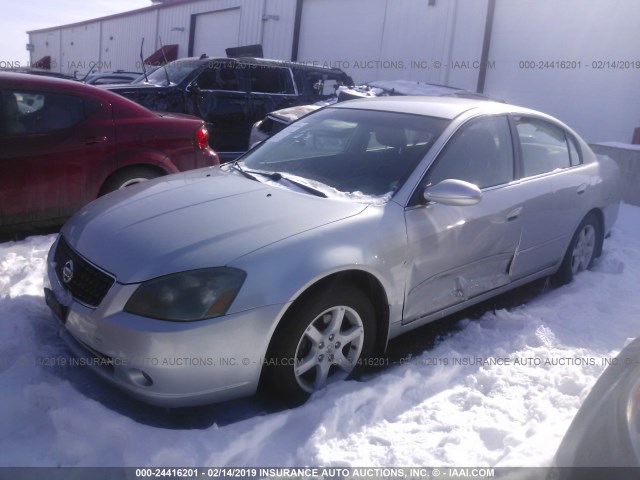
[444,0,489,91]
[100,11,157,73]
[29,0,276,75]
[484,0,640,143]
[296,0,388,83]
[59,23,102,75]
[26,0,640,143]
[295,0,487,86]
[261,0,297,60]
[29,30,61,71]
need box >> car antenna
[158,36,172,86]
[80,61,98,82]
[140,38,149,83]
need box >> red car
[0,72,218,230]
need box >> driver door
[403,115,523,324]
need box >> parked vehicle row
[44,96,620,407]
[0,67,145,85]
[0,72,218,230]
[106,56,354,161]
[248,79,497,146]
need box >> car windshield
[240,107,449,199]
[132,59,202,86]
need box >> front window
[240,107,449,198]
[428,115,514,189]
[132,59,202,86]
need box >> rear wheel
[551,213,601,286]
[99,167,162,196]
[265,285,376,406]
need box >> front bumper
[45,237,285,407]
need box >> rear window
[0,90,94,135]
[515,116,574,177]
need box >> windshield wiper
[229,161,259,181]
[244,169,328,198]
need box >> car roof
[330,96,541,120]
[1,71,105,92]
[171,56,348,74]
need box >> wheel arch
[293,269,390,353]
[97,163,168,197]
[585,207,605,258]
[258,268,391,388]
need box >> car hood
[62,168,368,284]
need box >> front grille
[54,236,115,307]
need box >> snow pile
[0,204,638,467]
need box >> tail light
[195,125,209,150]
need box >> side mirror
[188,82,202,95]
[424,179,482,206]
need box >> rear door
[507,115,589,278]
[0,88,115,227]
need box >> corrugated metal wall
[484,0,640,142]
[29,0,279,74]
[101,10,158,73]
[30,0,486,83]
[29,30,62,71]
[261,0,297,60]
[26,0,640,142]
[294,0,486,88]
[59,23,101,76]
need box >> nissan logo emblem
[62,260,74,284]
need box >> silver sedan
[44,97,621,407]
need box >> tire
[99,167,162,196]
[265,285,376,406]
[551,212,601,286]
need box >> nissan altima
[44,97,620,407]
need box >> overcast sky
[2,0,150,66]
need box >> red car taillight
[195,125,209,150]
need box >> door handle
[576,183,588,195]
[507,206,523,222]
[84,136,108,145]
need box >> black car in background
[106,57,353,162]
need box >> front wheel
[551,213,601,286]
[265,285,376,405]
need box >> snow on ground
[0,204,639,467]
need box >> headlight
[124,268,246,321]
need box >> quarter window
[249,66,295,95]
[428,115,514,189]
[568,135,582,166]
[515,117,573,176]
